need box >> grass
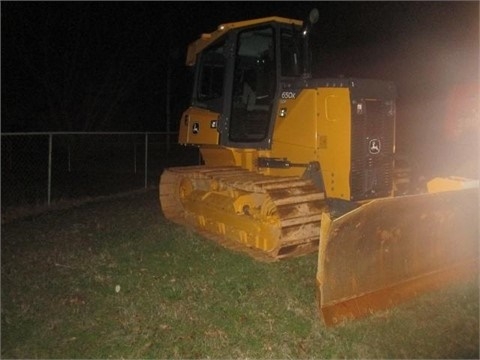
[1,189,479,359]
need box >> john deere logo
[192,122,199,134]
[369,139,381,154]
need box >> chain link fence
[1,132,200,220]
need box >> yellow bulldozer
[159,10,478,326]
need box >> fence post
[134,141,137,174]
[68,142,71,172]
[144,133,148,189]
[47,134,53,205]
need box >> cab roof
[186,16,303,66]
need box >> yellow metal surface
[316,88,352,200]
[160,166,326,260]
[316,187,479,326]
[200,147,259,171]
[186,17,302,66]
[255,87,352,194]
[259,89,318,178]
[200,147,237,167]
[178,107,220,145]
[261,88,352,196]
[427,176,480,193]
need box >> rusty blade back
[317,188,479,326]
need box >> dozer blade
[316,187,479,326]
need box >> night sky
[2,1,478,140]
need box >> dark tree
[2,2,168,131]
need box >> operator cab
[186,17,308,149]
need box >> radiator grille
[350,99,394,200]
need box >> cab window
[195,40,226,112]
